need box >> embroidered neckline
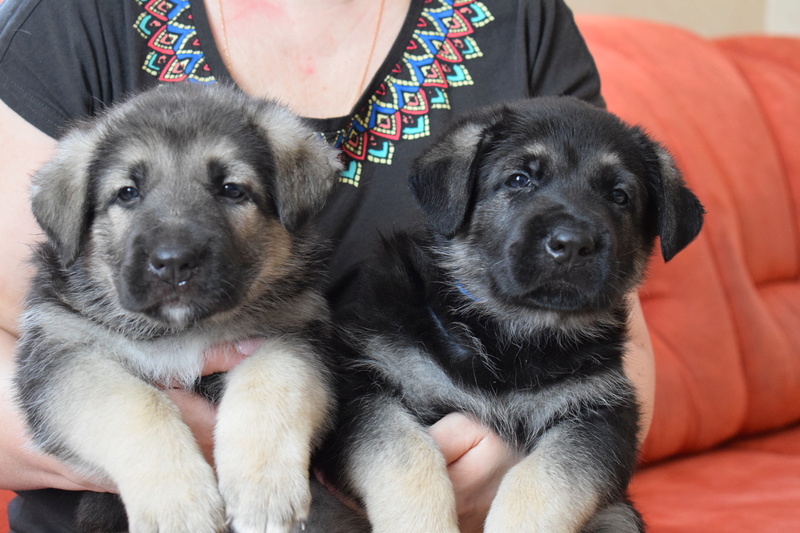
[133,0,495,187]
[134,0,213,83]
[330,0,494,187]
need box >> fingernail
[235,337,265,356]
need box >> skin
[0,1,655,531]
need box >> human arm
[0,99,113,492]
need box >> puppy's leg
[484,419,635,533]
[580,501,644,533]
[214,337,333,533]
[290,477,371,533]
[41,352,225,533]
[343,398,460,533]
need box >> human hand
[315,412,518,532]
[429,413,521,533]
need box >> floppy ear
[638,131,705,262]
[246,99,343,232]
[30,123,105,266]
[409,107,503,238]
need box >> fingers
[201,337,266,375]
[159,338,265,465]
[165,388,218,465]
[45,456,117,493]
[429,413,521,533]
[0,333,114,492]
[429,412,491,464]
[313,468,364,514]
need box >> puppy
[13,83,342,533]
[318,97,705,532]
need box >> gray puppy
[317,97,704,532]
[14,83,341,533]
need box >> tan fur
[215,337,334,533]
[485,424,603,532]
[45,351,226,533]
[348,402,459,533]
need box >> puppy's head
[410,97,704,322]
[31,83,342,329]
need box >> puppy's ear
[246,100,342,232]
[637,130,705,262]
[409,107,503,238]
[31,123,104,266]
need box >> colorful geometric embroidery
[335,0,494,186]
[134,0,213,83]
[133,0,493,187]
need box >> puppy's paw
[483,458,590,533]
[218,460,311,533]
[580,502,644,533]
[214,339,332,532]
[124,474,226,533]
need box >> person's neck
[206,0,412,119]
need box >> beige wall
[564,0,800,37]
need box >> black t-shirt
[0,0,602,291]
[0,0,603,529]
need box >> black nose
[546,228,597,267]
[149,244,200,287]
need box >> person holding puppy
[0,0,655,531]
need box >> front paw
[124,474,226,533]
[483,458,592,533]
[217,460,311,533]
[214,340,332,532]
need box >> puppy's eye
[505,173,532,189]
[610,188,629,205]
[117,186,140,204]
[220,183,248,202]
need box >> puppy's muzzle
[501,212,612,311]
[117,222,242,324]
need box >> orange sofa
[2,15,799,533]
[576,15,800,533]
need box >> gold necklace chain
[353,0,386,107]
[214,0,386,110]
[214,0,233,74]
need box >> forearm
[0,99,110,492]
[624,293,656,445]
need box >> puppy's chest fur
[422,302,626,392]
[344,233,633,452]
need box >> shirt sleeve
[525,0,605,107]
[0,0,143,138]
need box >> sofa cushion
[713,36,800,436]
[0,490,13,532]
[577,16,800,463]
[629,423,800,531]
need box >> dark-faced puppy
[318,97,704,532]
[14,83,342,533]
